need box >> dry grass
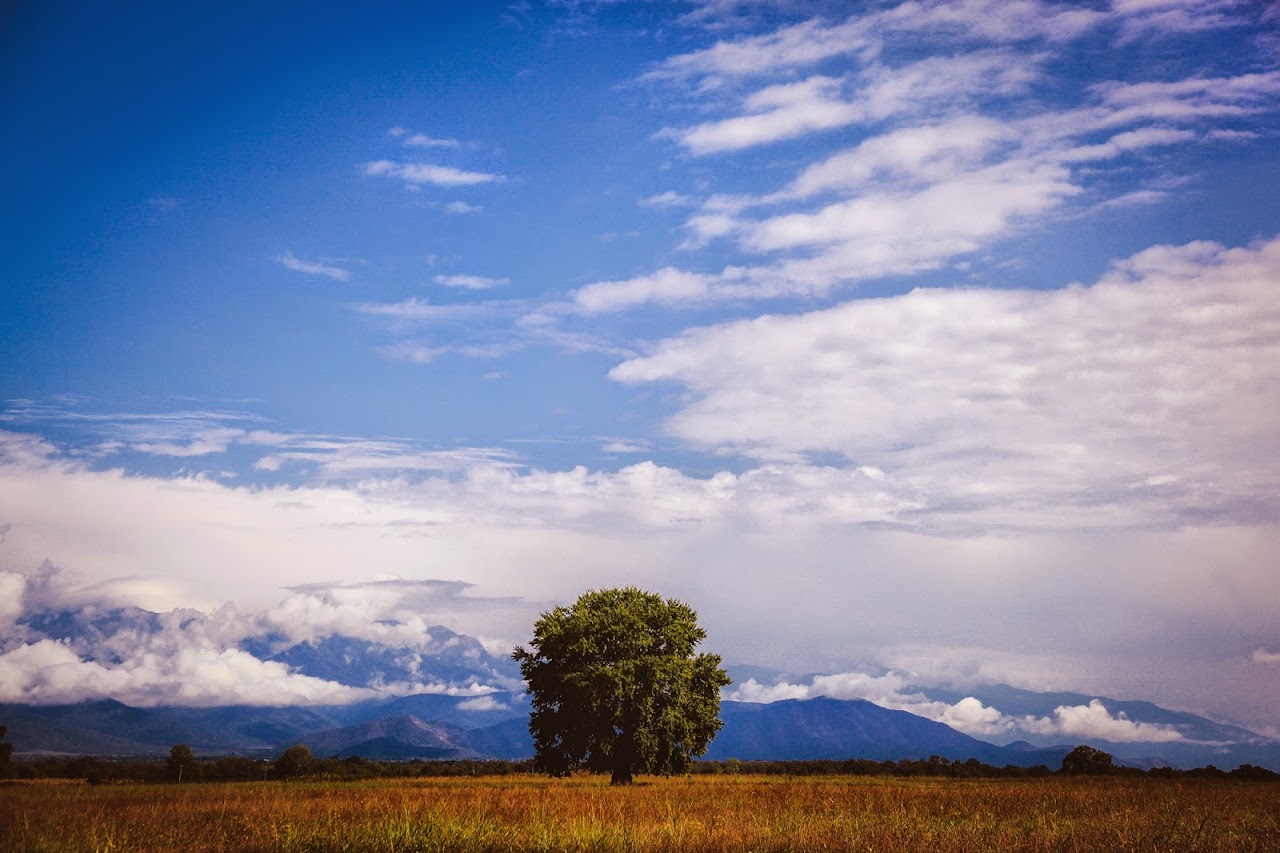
[2,774,1278,851]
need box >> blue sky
[2,0,1280,741]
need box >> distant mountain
[298,716,477,759]
[706,698,1066,767]
[913,682,1280,769]
[267,630,521,691]
[916,683,1268,745]
[0,698,344,756]
[4,692,1276,771]
[0,691,520,757]
[20,603,522,700]
[294,713,534,761]
[463,717,534,761]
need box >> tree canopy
[513,587,731,784]
[1061,745,1116,775]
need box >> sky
[2,0,1279,739]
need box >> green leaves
[513,587,731,783]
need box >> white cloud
[726,672,1184,741]
[1253,649,1280,665]
[574,267,721,313]
[1022,700,1185,742]
[0,565,526,706]
[364,160,505,187]
[649,1,1101,86]
[610,236,1280,532]
[0,636,374,707]
[1112,0,1256,41]
[665,75,860,154]
[356,297,508,324]
[275,252,352,281]
[378,341,443,364]
[435,274,510,289]
[132,427,245,458]
[2,425,1279,729]
[664,51,1041,155]
[389,127,461,148]
[642,190,695,207]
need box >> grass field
[2,774,1278,852]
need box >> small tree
[1060,744,1115,775]
[166,744,197,782]
[274,744,315,779]
[513,586,731,784]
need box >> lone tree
[1060,744,1116,775]
[166,744,197,782]
[274,744,316,779]
[513,587,730,784]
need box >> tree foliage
[274,744,316,779]
[513,587,731,784]
[1061,745,1116,775]
[166,744,198,782]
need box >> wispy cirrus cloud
[578,62,1280,312]
[275,251,352,281]
[364,160,505,187]
[434,274,510,289]
[388,126,462,148]
[660,50,1043,155]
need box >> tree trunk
[611,726,635,785]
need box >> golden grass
[2,774,1277,852]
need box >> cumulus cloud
[0,638,378,706]
[2,424,1279,729]
[0,565,525,706]
[1023,700,1185,742]
[610,236,1280,533]
[726,672,1184,742]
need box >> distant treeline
[4,749,1278,784]
[692,756,1279,781]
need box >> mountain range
[4,620,1277,771]
[5,690,1278,771]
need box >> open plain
[3,774,1278,852]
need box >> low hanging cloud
[725,672,1185,742]
[0,637,375,707]
[1021,699,1186,743]
[0,565,525,707]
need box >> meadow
[2,774,1278,852]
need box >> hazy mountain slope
[705,698,1065,766]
